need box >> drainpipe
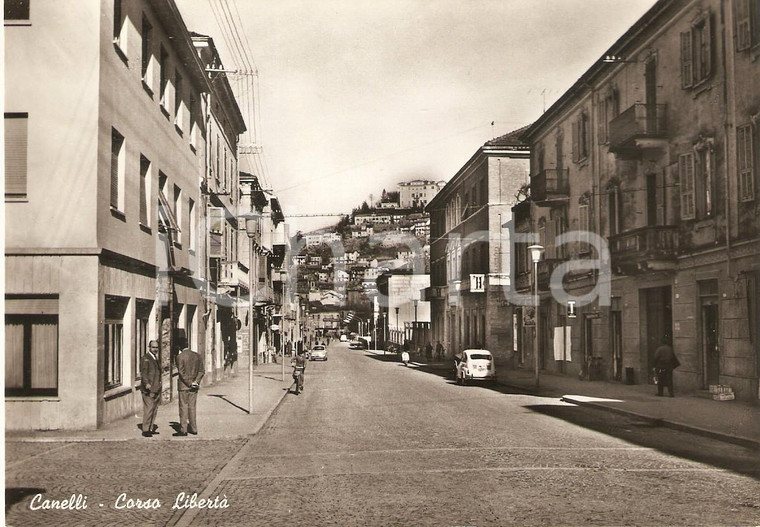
[723,0,735,277]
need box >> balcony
[423,285,447,301]
[531,169,569,204]
[609,103,667,157]
[609,225,679,274]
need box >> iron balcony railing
[609,103,667,153]
[531,169,569,202]
[609,225,678,272]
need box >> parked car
[348,339,368,350]
[310,345,327,361]
[340,334,348,342]
[454,349,496,385]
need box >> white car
[340,334,348,342]
[454,349,496,385]
[310,345,327,361]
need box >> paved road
[191,343,760,526]
[6,342,760,526]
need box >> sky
[176,0,659,234]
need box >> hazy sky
[176,0,658,234]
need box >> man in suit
[140,340,162,437]
[174,335,204,436]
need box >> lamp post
[413,299,419,348]
[528,244,545,389]
[243,213,261,414]
[395,307,400,347]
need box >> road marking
[5,443,76,470]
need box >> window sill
[113,41,129,66]
[175,123,184,137]
[4,21,32,26]
[142,79,154,98]
[110,207,126,222]
[189,143,197,154]
[139,222,152,234]
[104,386,132,401]
[160,104,170,120]
[691,81,713,99]
[5,395,60,402]
[5,195,28,202]
[189,248,196,256]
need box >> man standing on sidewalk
[654,336,679,397]
[175,335,204,436]
[140,340,162,437]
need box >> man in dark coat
[140,340,162,437]
[175,336,204,436]
[653,336,679,397]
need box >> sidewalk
[374,350,760,449]
[6,358,294,443]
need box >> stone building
[398,179,445,209]
[517,0,759,401]
[426,129,530,361]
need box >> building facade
[398,179,446,209]
[3,0,250,429]
[426,130,530,361]
[518,0,759,401]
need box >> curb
[560,395,760,450]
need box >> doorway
[611,310,623,381]
[643,286,672,380]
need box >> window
[5,296,59,397]
[4,0,29,21]
[209,206,224,258]
[598,89,619,144]
[139,155,151,226]
[189,95,198,151]
[735,0,760,51]
[188,198,196,251]
[578,202,590,253]
[5,113,28,199]
[141,15,153,89]
[681,11,713,88]
[695,138,715,218]
[679,153,696,220]
[555,132,564,172]
[134,299,152,381]
[572,112,589,162]
[111,128,125,212]
[173,185,182,245]
[113,0,127,55]
[174,70,184,132]
[737,124,755,202]
[159,46,169,110]
[104,296,127,390]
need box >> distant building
[398,179,445,209]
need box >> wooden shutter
[679,153,696,219]
[111,129,123,208]
[571,120,580,162]
[738,125,755,201]
[681,29,693,88]
[208,206,224,258]
[4,113,28,197]
[703,13,712,78]
[736,0,752,50]
[656,170,665,224]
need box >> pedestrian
[653,335,680,397]
[425,342,433,361]
[436,341,444,362]
[174,335,204,436]
[140,340,162,437]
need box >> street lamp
[395,307,400,346]
[243,212,261,414]
[528,244,544,389]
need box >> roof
[484,125,531,148]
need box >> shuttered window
[209,206,224,258]
[5,296,59,397]
[737,124,755,202]
[139,155,151,226]
[734,0,759,51]
[679,153,696,220]
[5,113,28,199]
[681,11,712,89]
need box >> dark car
[348,339,368,350]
